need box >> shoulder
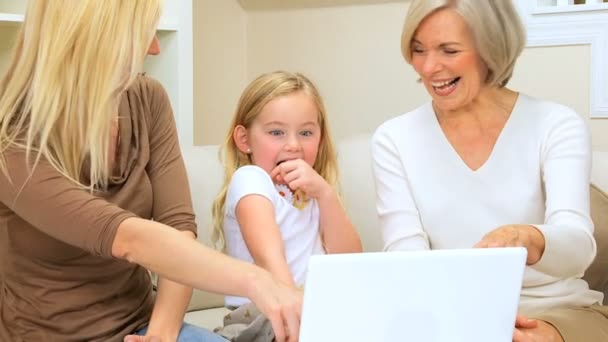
[228,165,275,197]
[123,74,170,113]
[518,94,585,128]
[515,94,590,154]
[231,165,273,184]
[371,102,435,157]
[126,74,166,97]
[372,103,434,144]
[226,165,277,212]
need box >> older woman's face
[410,8,488,112]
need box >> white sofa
[179,134,608,330]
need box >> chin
[433,100,457,112]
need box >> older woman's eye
[412,47,425,54]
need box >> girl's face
[410,8,489,113]
[235,91,321,175]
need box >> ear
[233,125,250,154]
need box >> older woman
[371,0,608,340]
[0,1,301,342]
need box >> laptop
[299,247,527,342]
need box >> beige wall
[246,3,422,142]
[193,0,247,145]
[193,2,608,150]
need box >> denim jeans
[134,322,229,342]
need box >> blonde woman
[372,0,608,341]
[0,1,301,342]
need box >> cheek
[303,139,321,165]
[460,54,486,78]
[411,58,424,75]
[250,140,277,166]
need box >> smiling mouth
[432,77,460,90]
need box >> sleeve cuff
[530,224,596,278]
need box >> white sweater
[371,94,603,314]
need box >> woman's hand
[512,314,564,342]
[474,224,545,265]
[270,159,331,200]
[247,271,304,342]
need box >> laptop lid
[299,247,526,342]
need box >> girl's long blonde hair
[0,0,162,190]
[211,71,339,250]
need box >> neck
[433,86,518,124]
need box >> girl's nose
[284,135,301,152]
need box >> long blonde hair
[0,0,162,190]
[211,71,339,250]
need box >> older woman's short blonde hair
[401,0,526,87]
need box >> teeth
[431,79,456,88]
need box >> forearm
[318,190,362,254]
[146,231,196,341]
[112,217,266,299]
[146,278,192,341]
[531,222,596,277]
[256,255,296,288]
[236,195,297,288]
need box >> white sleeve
[531,108,596,277]
[371,124,430,252]
[226,165,277,217]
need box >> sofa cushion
[181,146,226,310]
[337,133,383,252]
[184,307,231,331]
[584,183,608,304]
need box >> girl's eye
[269,130,284,136]
[300,130,313,137]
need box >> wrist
[316,183,336,203]
[525,225,545,264]
[243,265,269,304]
[145,326,179,342]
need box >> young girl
[212,71,362,308]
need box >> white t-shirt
[223,165,324,307]
[371,94,603,314]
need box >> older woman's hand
[512,314,564,342]
[474,225,545,265]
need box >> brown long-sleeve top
[0,75,197,341]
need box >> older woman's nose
[421,53,442,76]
